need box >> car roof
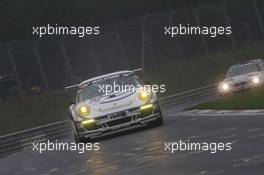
[232,59,263,67]
[79,70,134,86]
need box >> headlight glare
[77,105,91,117]
[81,119,95,125]
[252,76,260,84]
[140,104,154,110]
[219,82,230,92]
[138,90,152,102]
[222,83,229,90]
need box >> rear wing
[64,68,143,91]
[131,68,143,73]
[64,84,79,91]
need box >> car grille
[107,117,132,127]
[108,111,127,120]
[233,81,247,87]
[96,107,140,122]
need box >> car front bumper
[73,102,162,139]
[219,81,263,94]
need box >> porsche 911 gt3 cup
[68,70,163,143]
[218,59,264,95]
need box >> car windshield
[77,74,142,102]
[226,63,261,78]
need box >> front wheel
[73,131,80,143]
[149,113,164,127]
[72,122,87,143]
[73,131,91,143]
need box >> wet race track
[1,107,264,175]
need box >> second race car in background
[218,59,264,95]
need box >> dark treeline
[0,0,222,42]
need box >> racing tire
[72,122,86,143]
[219,92,233,98]
[149,102,164,127]
[73,132,81,143]
[149,113,164,127]
[71,121,93,143]
[73,131,88,143]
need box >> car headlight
[220,82,230,92]
[81,119,95,125]
[252,76,260,84]
[138,89,152,102]
[77,105,91,117]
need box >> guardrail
[159,84,218,110]
[0,84,218,158]
[0,121,71,157]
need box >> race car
[218,59,264,95]
[67,70,163,143]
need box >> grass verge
[188,86,264,110]
[0,91,71,135]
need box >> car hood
[89,90,137,111]
[224,72,259,83]
[75,90,145,118]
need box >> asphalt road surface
[1,108,264,175]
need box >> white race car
[218,59,264,95]
[68,70,163,142]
